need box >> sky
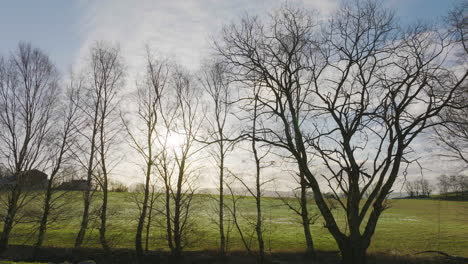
[0,0,460,73]
[0,0,463,191]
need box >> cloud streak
[76,0,338,72]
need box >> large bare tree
[216,1,467,263]
[0,43,60,252]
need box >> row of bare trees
[0,42,126,253]
[437,174,468,199]
[404,179,433,198]
[0,1,466,264]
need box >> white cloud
[75,0,338,73]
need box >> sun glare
[166,132,185,150]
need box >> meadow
[4,192,468,258]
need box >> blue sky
[0,0,460,73]
[0,1,82,71]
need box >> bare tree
[250,86,266,263]
[406,178,432,198]
[0,43,60,252]
[122,49,169,257]
[278,171,320,257]
[437,175,450,198]
[154,65,204,258]
[446,1,468,55]
[128,177,161,254]
[216,1,467,263]
[74,42,125,250]
[95,44,124,251]
[199,60,237,255]
[448,174,468,200]
[225,84,271,262]
[404,181,418,198]
[417,179,432,197]
[224,176,253,253]
[34,79,81,251]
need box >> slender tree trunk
[172,169,184,257]
[173,208,181,258]
[35,180,53,250]
[75,188,90,248]
[202,60,231,257]
[219,148,226,255]
[75,109,99,248]
[0,186,20,252]
[164,176,173,251]
[98,94,111,251]
[75,151,96,248]
[99,177,109,251]
[299,173,315,257]
[136,167,150,256]
[252,94,265,263]
[301,214,314,256]
[253,148,265,263]
[35,135,68,252]
[233,213,251,252]
[144,191,155,253]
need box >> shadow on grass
[0,245,465,264]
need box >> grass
[3,191,468,258]
[0,262,46,264]
[431,191,468,201]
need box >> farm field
[2,192,468,258]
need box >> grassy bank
[2,191,467,258]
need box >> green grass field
[4,192,468,258]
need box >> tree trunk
[145,197,153,252]
[255,196,265,264]
[252,96,265,263]
[219,151,226,255]
[164,178,173,251]
[76,110,99,248]
[0,186,19,252]
[98,95,111,251]
[301,217,314,257]
[136,178,149,256]
[299,174,315,257]
[75,168,94,248]
[99,180,109,251]
[172,179,182,257]
[0,210,15,252]
[339,239,367,264]
[75,188,90,248]
[35,181,53,250]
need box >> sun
[166,132,185,150]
